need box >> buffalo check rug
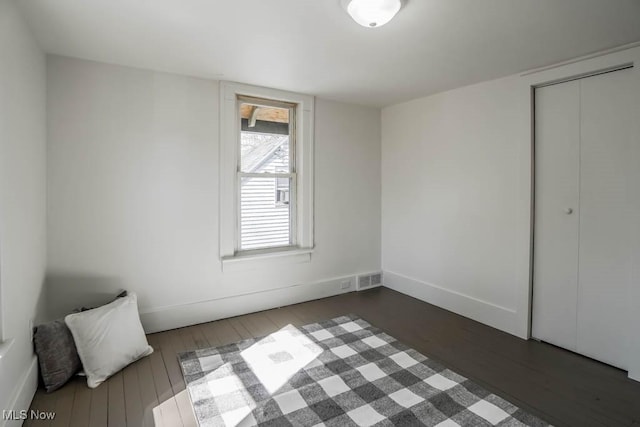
[179,315,550,427]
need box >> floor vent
[356,272,383,291]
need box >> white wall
[381,44,640,357]
[0,0,47,423]
[46,56,381,331]
[381,75,530,337]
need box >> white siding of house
[240,139,291,250]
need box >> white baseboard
[628,370,640,382]
[382,270,520,337]
[139,275,357,333]
[1,356,38,427]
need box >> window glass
[238,98,296,251]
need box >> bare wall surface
[0,0,47,421]
[382,75,528,336]
[45,56,381,328]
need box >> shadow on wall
[33,282,49,325]
[44,274,126,320]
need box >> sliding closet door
[532,81,581,351]
[577,68,640,369]
[533,66,640,371]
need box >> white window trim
[219,81,314,269]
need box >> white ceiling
[18,0,640,107]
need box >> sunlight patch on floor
[154,324,323,426]
[240,324,322,394]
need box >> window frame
[236,96,297,252]
[219,82,314,269]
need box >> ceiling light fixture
[342,0,403,28]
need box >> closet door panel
[577,68,640,370]
[532,81,581,350]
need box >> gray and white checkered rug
[179,315,550,427]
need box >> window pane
[240,132,290,173]
[240,177,291,250]
[239,102,290,173]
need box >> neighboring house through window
[220,82,314,268]
[275,176,290,206]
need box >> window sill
[0,338,15,360]
[221,247,313,272]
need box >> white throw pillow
[65,292,153,388]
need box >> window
[238,96,295,250]
[220,82,314,268]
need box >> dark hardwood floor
[27,287,640,426]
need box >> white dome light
[345,0,402,28]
